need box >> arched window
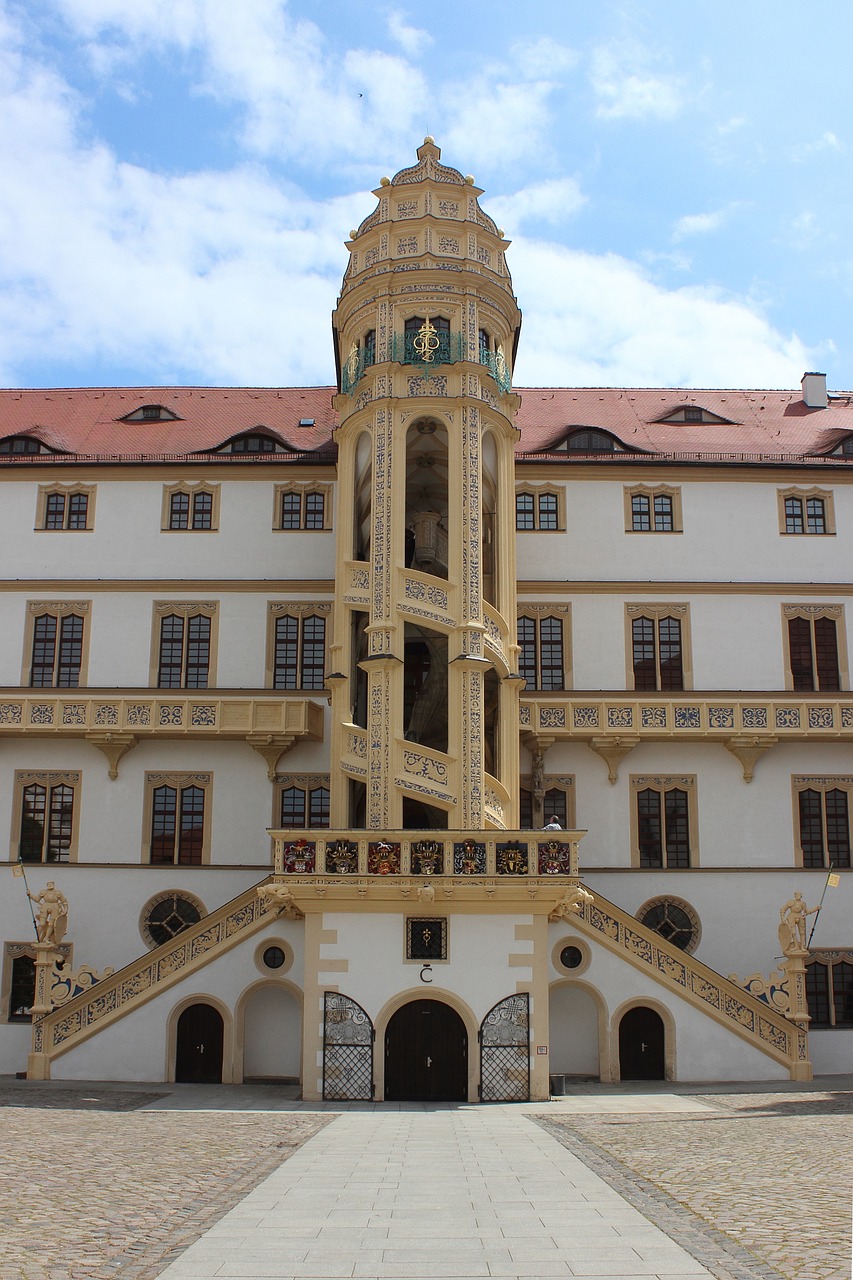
[563,429,620,452]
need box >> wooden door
[618,1006,665,1080]
[175,1002,224,1083]
[385,999,467,1101]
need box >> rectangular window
[632,615,683,691]
[275,486,331,531]
[626,487,681,534]
[30,613,84,688]
[37,486,94,530]
[795,780,851,868]
[279,781,330,828]
[516,489,563,531]
[273,614,326,690]
[363,329,376,367]
[14,773,78,863]
[807,956,853,1027]
[406,918,447,960]
[149,780,207,865]
[517,615,565,691]
[157,612,212,688]
[779,488,834,536]
[637,787,690,867]
[163,486,219,532]
[632,777,696,867]
[787,613,841,691]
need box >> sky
[1,0,852,392]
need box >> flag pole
[806,864,836,950]
[14,858,40,941]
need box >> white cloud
[672,203,742,242]
[791,131,843,162]
[509,239,816,389]
[387,12,431,57]
[511,36,578,80]
[591,42,684,121]
[483,179,586,233]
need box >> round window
[639,897,700,953]
[140,892,205,949]
[559,945,583,970]
[262,946,287,970]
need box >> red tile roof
[0,385,851,465]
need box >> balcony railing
[390,332,467,369]
[270,828,583,877]
[479,348,512,394]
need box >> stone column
[27,942,64,1081]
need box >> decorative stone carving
[256,884,304,920]
[724,735,778,782]
[587,735,640,784]
[51,963,116,1008]
[728,969,789,1013]
[778,891,818,954]
[548,885,594,921]
[86,732,137,780]
[28,882,68,945]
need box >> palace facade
[1,140,851,1099]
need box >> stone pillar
[27,941,63,1081]
[781,947,813,1081]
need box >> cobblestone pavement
[540,1089,853,1280]
[0,1089,329,1280]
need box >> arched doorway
[549,985,600,1081]
[384,999,467,1101]
[618,1006,665,1080]
[242,986,301,1083]
[175,1002,224,1083]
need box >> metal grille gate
[323,992,374,1100]
[479,993,530,1102]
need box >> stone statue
[417,880,435,904]
[257,884,303,920]
[548,885,594,921]
[778,890,818,954]
[28,882,68,945]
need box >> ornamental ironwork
[480,993,530,1102]
[323,992,374,1101]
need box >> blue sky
[1,0,851,390]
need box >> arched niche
[405,418,449,579]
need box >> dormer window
[0,436,43,455]
[121,404,179,423]
[563,429,620,453]
[656,406,733,425]
[829,435,853,457]
[222,433,281,454]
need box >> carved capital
[86,732,137,780]
[724,735,778,782]
[588,735,641,784]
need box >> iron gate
[322,992,374,1101]
[479,993,530,1102]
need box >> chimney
[801,372,827,409]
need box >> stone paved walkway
[0,1080,849,1280]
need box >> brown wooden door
[385,999,467,1101]
[175,1002,224,1083]
[618,1006,665,1080]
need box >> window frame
[630,775,698,869]
[272,483,333,532]
[782,605,847,692]
[626,604,692,691]
[624,485,682,534]
[22,601,91,688]
[806,949,853,1027]
[143,772,212,866]
[10,770,81,864]
[777,487,835,536]
[274,774,332,831]
[792,776,852,869]
[266,604,331,691]
[516,606,570,691]
[518,774,575,831]
[515,486,565,532]
[150,602,219,689]
[3,940,72,1022]
[35,484,96,532]
[161,483,220,532]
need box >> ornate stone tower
[328,139,523,831]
